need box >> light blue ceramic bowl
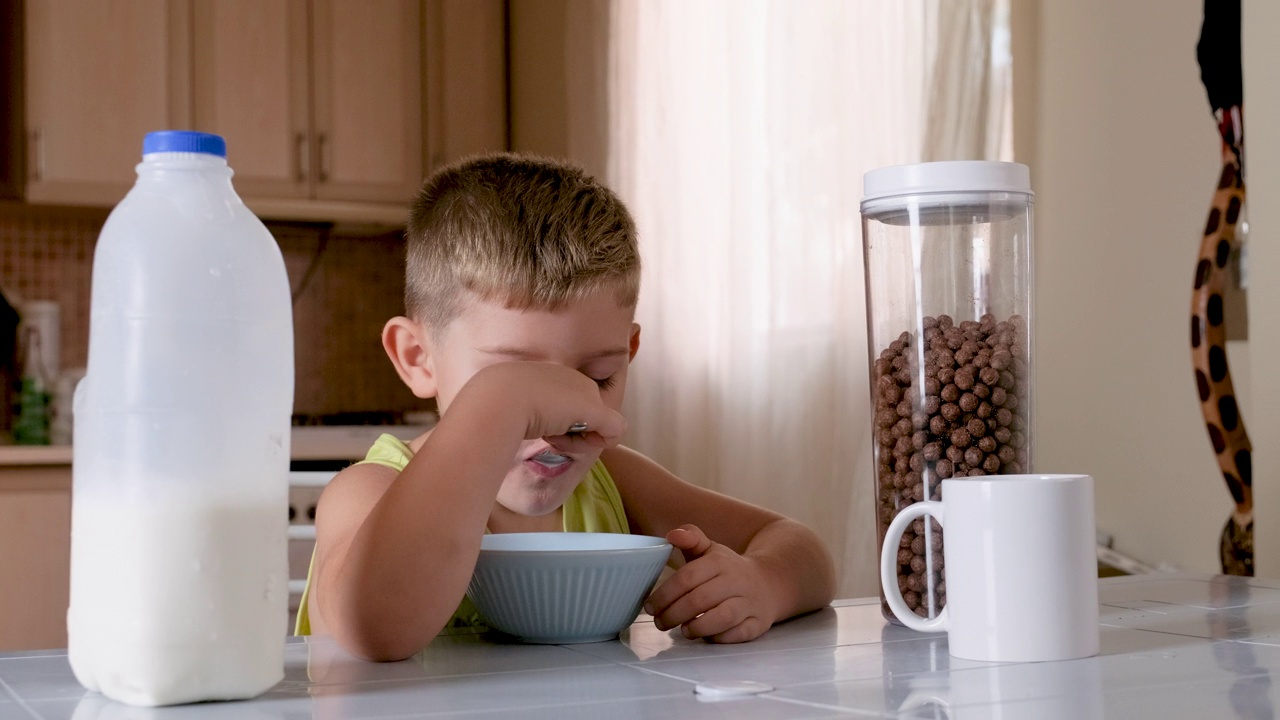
[466,532,672,644]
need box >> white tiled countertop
[4,572,1280,718]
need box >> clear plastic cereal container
[860,161,1034,623]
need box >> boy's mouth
[525,450,575,479]
[530,451,572,467]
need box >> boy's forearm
[327,386,524,660]
[321,362,626,660]
[743,519,837,625]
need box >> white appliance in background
[287,471,336,632]
[19,300,59,384]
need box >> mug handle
[898,689,952,717]
[879,500,948,633]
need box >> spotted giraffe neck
[1192,105,1252,575]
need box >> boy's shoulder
[353,432,418,472]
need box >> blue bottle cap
[142,131,227,158]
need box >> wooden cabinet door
[192,0,311,200]
[425,0,508,174]
[311,0,423,204]
[24,0,190,206]
[0,468,71,651]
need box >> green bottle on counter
[13,375,50,445]
[13,311,53,447]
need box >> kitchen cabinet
[310,0,423,204]
[21,0,506,225]
[0,464,70,652]
[191,0,424,214]
[0,0,25,200]
[190,0,310,201]
[23,0,191,207]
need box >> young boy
[300,153,836,661]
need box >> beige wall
[1244,0,1280,576]
[1021,0,1246,572]
[508,0,609,179]
[516,0,1256,573]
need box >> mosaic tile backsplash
[0,206,434,420]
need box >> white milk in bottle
[68,131,294,706]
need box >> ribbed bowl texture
[466,532,672,644]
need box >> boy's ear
[383,316,439,399]
[628,323,641,361]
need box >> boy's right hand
[462,361,628,453]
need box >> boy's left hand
[642,525,776,643]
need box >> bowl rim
[478,531,671,555]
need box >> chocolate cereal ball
[872,313,1029,618]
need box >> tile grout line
[1097,623,1280,663]
[300,638,743,691]
[1224,637,1280,650]
[0,675,44,720]
[623,662,880,716]
[355,690,710,719]
[623,663,701,685]
[564,636,896,666]
[301,661,624,689]
[761,693,885,717]
[599,662,880,717]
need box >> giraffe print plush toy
[1195,0,1250,575]
[1192,106,1251,575]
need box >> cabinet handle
[28,129,43,182]
[294,133,309,183]
[317,133,329,184]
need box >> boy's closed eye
[593,375,617,391]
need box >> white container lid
[861,161,1033,208]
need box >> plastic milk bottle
[68,131,294,706]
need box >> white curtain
[607,0,1009,597]
[922,0,1013,161]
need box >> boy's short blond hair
[404,153,640,333]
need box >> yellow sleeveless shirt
[293,433,630,635]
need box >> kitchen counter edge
[0,425,431,467]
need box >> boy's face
[429,287,639,518]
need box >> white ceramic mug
[879,474,1100,662]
